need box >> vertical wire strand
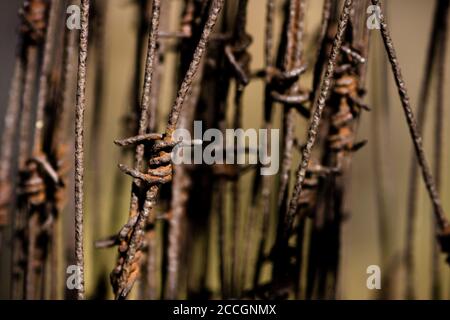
[113,0,161,298]
[115,0,225,299]
[74,0,91,300]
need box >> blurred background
[0,0,449,299]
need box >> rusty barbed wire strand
[285,0,353,243]
[110,0,225,299]
[108,0,161,299]
[372,0,450,265]
[166,3,224,134]
[404,0,448,299]
[74,0,91,300]
[115,0,225,299]
[264,0,275,69]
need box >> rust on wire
[108,0,163,298]
[2,0,448,302]
[106,0,224,299]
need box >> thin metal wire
[111,0,161,298]
[264,0,275,69]
[114,0,225,299]
[74,0,91,300]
